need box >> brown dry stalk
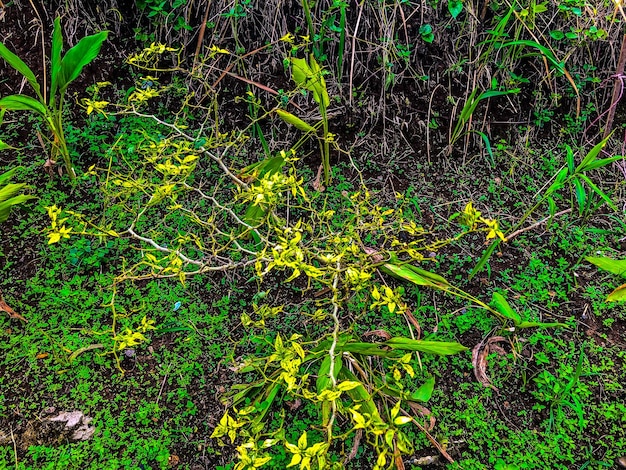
[603,33,626,140]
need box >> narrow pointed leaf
[470,238,500,280]
[50,17,64,102]
[576,135,611,173]
[385,337,468,355]
[516,320,568,328]
[580,155,624,172]
[566,145,575,174]
[578,175,617,211]
[572,177,586,216]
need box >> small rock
[47,410,95,441]
[617,456,626,468]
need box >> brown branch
[506,208,572,241]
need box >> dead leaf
[362,329,392,340]
[36,353,49,359]
[407,402,435,431]
[0,294,27,322]
[472,336,508,391]
[312,164,325,192]
[43,158,57,178]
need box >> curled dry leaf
[407,402,435,431]
[363,245,384,263]
[472,336,508,391]
[362,329,392,340]
[0,293,27,322]
[312,164,325,192]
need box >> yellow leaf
[394,416,413,426]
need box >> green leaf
[516,320,568,328]
[496,40,564,71]
[316,354,342,394]
[545,167,569,196]
[385,337,468,355]
[470,238,501,280]
[337,368,384,424]
[50,17,64,103]
[566,145,574,174]
[585,256,626,278]
[575,134,611,173]
[380,263,449,289]
[491,292,521,324]
[0,94,48,117]
[0,168,35,223]
[0,139,16,151]
[572,177,586,216]
[578,174,617,212]
[58,29,108,93]
[0,42,42,99]
[579,155,624,172]
[607,284,626,302]
[290,56,329,108]
[276,109,316,133]
[448,0,463,18]
[410,376,435,402]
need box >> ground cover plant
[1,0,625,469]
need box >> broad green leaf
[448,0,463,18]
[58,30,108,92]
[491,292,521,324]
[49,17,64,103]
[547,196,556,219]
[607,284,626,301]
[479,88,520,100]
[341,342,390,357]
[0,42,42,99]
[575,134,611,173]
[585,256,626,278]
[410,376,435,402]
[290,56,329,108]
[291,57,313,89]
[0,94,48,117]
[385,337,468,355]
[276,109,316,133]
[475,130,494,167]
